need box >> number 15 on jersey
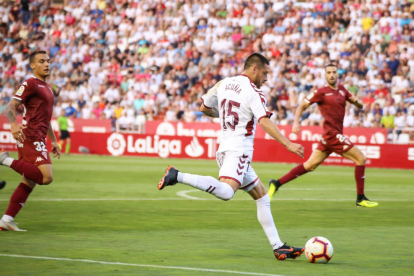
[220,99,241,130]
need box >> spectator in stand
[363,92,375,109]
[407,109,414,128]
[381,110,395,131]
[65,101,77,118]
[117,111,133,130]
[0,98,7,115]
[387,54,400,76]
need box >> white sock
[177,172,234,201]
[255,194,284,250]
[2,157,14,167]
[2,215,14,222]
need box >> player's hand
[11,124,26,143]
[292,123,301,135]
[286,142,305,158]
[349,95,358,103]
[51,141,61,159]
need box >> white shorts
[216,151,259,192]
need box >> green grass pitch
[0,153,413,276]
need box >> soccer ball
[304,236,334,264]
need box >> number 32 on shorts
[34,142,47,152]
[336,134,351,145]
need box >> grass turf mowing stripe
[0,254,286,276]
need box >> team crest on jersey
[339,90,345,97]
[42,152,48,159]
[307,91,316,100]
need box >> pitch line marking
[0,254,286,276]
[176,190,206,200]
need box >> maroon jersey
[305,84,353,136]
[13,77,55,141]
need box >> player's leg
[38,164,53,185]
[0,150,44,184]
[0,151,53,185]
[65,137,71,154]
[158,152,251,200]
[268,150,328,199]
[158,166,236,200]
[342,146,378,208]
[0,176,35,231]
[247,179,304,260]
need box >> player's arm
[200,104,219,118]
[6,98,26,143]
[292,100,312,134]
[348,95,363,109]
[200,80,223,118]
[344,87,363,109]
[47,123,61,159]
[259,117,304,158]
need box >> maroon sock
[355,165,365,195]
[279,164,308,185]
[10,160,44,184]
[5,183,33,218]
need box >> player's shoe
[356,196,378,208]
[0,181,6,190]
[0,219,27,231]
[158,166,178,190]
[273,243,305,261]
[0,150,10,166]
[268,179,281,200]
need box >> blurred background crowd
[0,0,414,140]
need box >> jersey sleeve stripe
[258,112,273,122]
[200,97,212,109]
[13,96,22,101]
[305,99,310,103]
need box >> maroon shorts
[17,139,52,166]
[316,133,354,156]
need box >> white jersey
[202,75,271,153]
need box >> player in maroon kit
[0,51,61,231]
[268,64,378,208]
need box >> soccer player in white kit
[158,53,305,261]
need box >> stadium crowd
[0,0,414,140]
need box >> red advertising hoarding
[146,121,388,144]
[1,130,412,170]
[0,116,111,133]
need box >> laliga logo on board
[106,133,182,158]
[107,133,205,158]
[107,133,126,156]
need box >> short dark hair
[325,63,337,70]
[244,53,269,70]
[29,50,47,64]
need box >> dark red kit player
[268,64,378,208]
[0,51,61,231]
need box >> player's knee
[41,176,53,185]
[305,163,318,172]
[219,193,233,201]
[357,155,366,165]
[216,185,235,201]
